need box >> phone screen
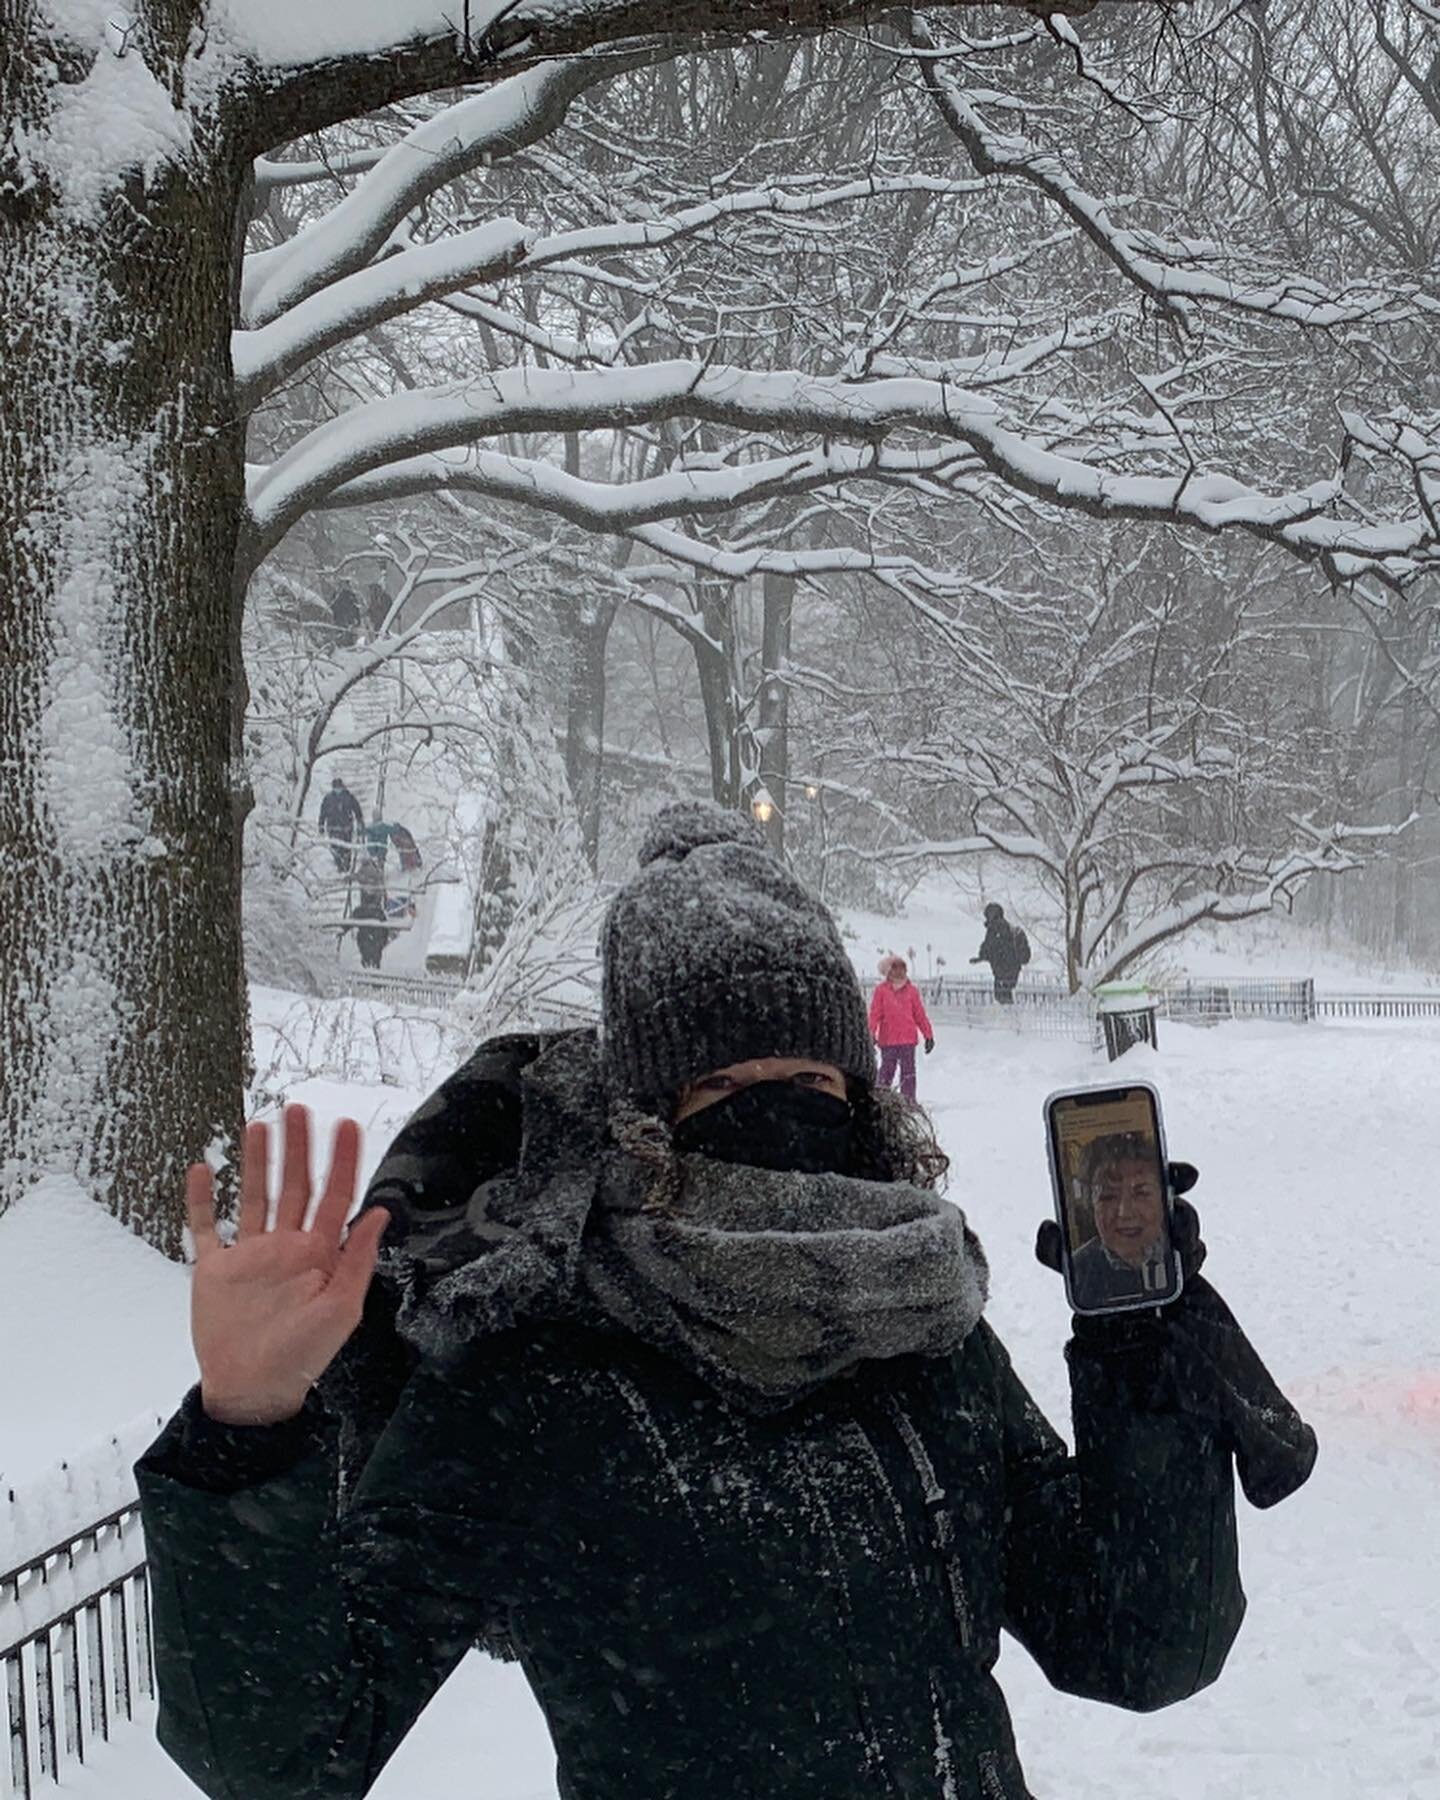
[1045,1083,1181,1314]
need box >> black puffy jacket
[137,1041,1250,1800]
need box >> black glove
[1036,1168,1317,1509]
[924,1037,935,1055]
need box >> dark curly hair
[848,1080,950,1190]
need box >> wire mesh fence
[1155,977,1316,1024]
[918,974,1321,1043]
[919,977,1101,1044]
[2,1505,152,1799]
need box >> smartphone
[1043,1081,1182,1316]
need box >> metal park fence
[1155,977,1316,1024]
[918,976,1100,1044]
[335,966,1440,1054]
[2,1504,152,1798]
[918,973,1321,1047]
[342,967,465,1011]
[919,973,1440,1044]
[1314,991,1440,1020]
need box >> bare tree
[6,0,1440,1252]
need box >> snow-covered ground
[4,995,1440,1797]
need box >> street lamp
[751,788,776,825]
[803,783,819,800]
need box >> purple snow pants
[876,1042,917,1102]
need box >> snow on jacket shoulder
[869,978,934,1046]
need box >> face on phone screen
[1047,1085,1180,1313]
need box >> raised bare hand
[186,1106,389,1426]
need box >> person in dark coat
[971,902,1025,1004]
[317,776,365,873]
[137,801,1316,1800]
[331,584,361,645]
[350,855,390,969]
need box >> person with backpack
[971,902,1030,1004]
[868,953,935,1102]
[136,801,1316,1800]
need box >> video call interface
[1051,1089,1175,1306]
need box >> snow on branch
[240,59,623,329]
[252,146,386,198]
[239,168,1009,401]
[1087,819,1408,985]
[223,0,1157,102]
[313,441,976,537]
[245,361,1440,580]
[235,221,533,406]
[908,15,1439,333]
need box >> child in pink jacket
[868,955,935,1102]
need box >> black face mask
[672,1081,855,1175]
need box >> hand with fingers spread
[187,1105,390,1427]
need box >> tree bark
[563,598,619,870]
[0,20,249,1255]
[692,579,749,809]
[757,571,794,854]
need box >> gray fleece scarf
[583,1151,986,1412]
[390,1032,989,1413]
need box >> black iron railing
[1,1504,152,1798]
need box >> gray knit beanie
[600,801,874,1105]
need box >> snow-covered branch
[241,60,627,328]
[246,361,1439,581]
[239,169,1014,403]
[236,221,533,406]
[1087,819,1408,985]
[908,14,1439,333]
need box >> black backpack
[1013,926,1031,967]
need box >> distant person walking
[365,814,395,867]
[330,585,361,647]
[390,822,423,874]
[971,903,1030,1005]
[351,856,391,970]
[869,954,934,1103]
[318,777,365,874]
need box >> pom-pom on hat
[601,800,874,1106]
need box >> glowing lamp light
[751,790,776,825]
[803,783,820,800]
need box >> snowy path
[5,1014,1440,1797]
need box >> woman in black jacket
[138,802,1315,1800]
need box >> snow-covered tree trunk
[0,18,247,1254]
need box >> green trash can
[1095,981,1158,1062]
